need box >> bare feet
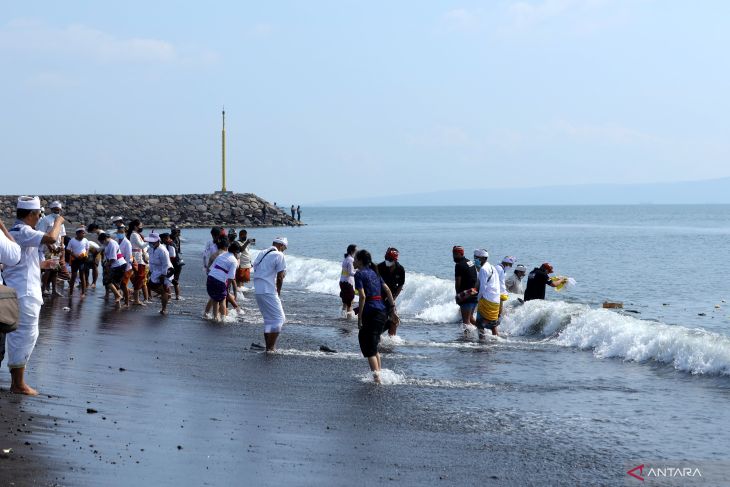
[373,372,381,384]
[133,301,146,306]
[10,384,39,396]
[159,309,167,315]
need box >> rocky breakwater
[0,193,301,229]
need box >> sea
[18,204,730,485]
[184,205,730,467]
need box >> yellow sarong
[477,298,500,321]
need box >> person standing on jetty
[339,244,357,318]
[377,247,404,336]
[473,249,501,338]
[354,249,398,383]
[0,219,21,372]
[296,205,301,222]
[453,245,478,331]
[127,220,149,305]
[253,237,288,352]
[290,205,296,219]
[146,232,173,315]
[3,196,64,395]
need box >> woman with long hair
[353,249,399,383]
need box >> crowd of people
[337,244,564,382]
[0,195,569,392]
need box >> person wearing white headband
[494,256,516,317]
[506,264,527,295]
[66,226,90,297]
[146,232,173,315]
[253,237,288,351]
[472,248,501,338]
[3,196,65,395]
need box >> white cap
[49,201,62,209]
[75,226,87,233]
[273,237,288,247]
[474,249,489,258]
[515,264,527,272]
[144,232,160,243]
[111,215,124,223]
[502,256,516,265]
[17,196,41,210]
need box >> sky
[1,1,729,205]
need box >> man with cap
[2,196,65,395]
[506,264,528,295]
[98,232,127,305]
[524,263,561,302]
[146,232,173,315]
[0,219,21,370]
[453,245,478,330]
[377,247,405,336]
[66,226,90,297]
[473,249,501,337]
[38,200,67,296]
[110,216,125,233]
[253,237,288,351]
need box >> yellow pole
[221,109,227,192]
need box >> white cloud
[0,19,216,65]
[548,119,660,144]
[442,8,481,33]
[502,0,616,34]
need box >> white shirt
[238,243,251,269]
[0,231,21,267]
[166,244,177,259]
[202,239,218,271]
[37,213,65,245]
[3,221,46,303]
[208,252,238,284]
[118,237,133,271]
[495,264,508,296]
[477,262,501,304]
[148,244,172,283]
[253,247,286,295]
[66,237,89,257]
[103,239,127,268]
[129,232,148,266]
[88,240,100,254]
[505,273,524,294]
[340,255,356,286]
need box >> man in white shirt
[253,237,288,352]
[202,227,222,273]
[495,256,515,317]
[0,220,21,369]
[206,240,242,321]
[67,227,90,297]
[146,232,173,315]
[98,232,126,304]
[473,249,501,338]
[115,226,133,306]
[37,200,67,296]
[3,196,65,395]
[505,264,527,295]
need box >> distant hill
[314,177,730,207]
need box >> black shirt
[524,267,551,301]
[454,257,478,292]
[377,261,405,299]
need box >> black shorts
[358,308,387,358]
[339,281,355,306]
[109,265,125,287]
[70,258,85,273]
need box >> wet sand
[1,275,622,486]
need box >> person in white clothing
[339,244,357,317]
[37,200,67,296]
[505,264,527,295]
[98,232,126,304]
[495,256,515,317]
[253,237,288,352]
[0,220,21,369]
[116,227,133,306]
[202,227,223,274]
[3,196,65,395]
[206,240,242,321]
[66,227,90,297]
[146,232,173,315]
[127,220,149,305]
[473,249,501,338]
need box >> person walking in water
[339,244,357,318]
[354,249,398,383]
[506,264,527,295]
[453,245,478,332]
[473,249,501,338]
[253,237,288,352]
[377,247,404,336]
[524,263,562,302]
